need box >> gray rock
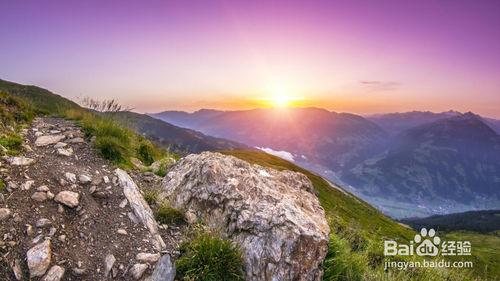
[78,174,92,184]
[136,253,160,264]
[0,208,12,221]
[42,265,65,281]
[67,137,84,144]
[37,185,50,192]
[64,172,76,183]
[21,180,35,191]
[150,255,175,281]
[31,192,48,202]
[5,156,35,166]
[53,142,67,149]
[56,147,73,156]
[72,267,86,276]
[35,218,52,228]
[129,263,148,280]
[54,191,80,208]
[27,240,51,277]
[104,254,116,277]
[115,169,166,250]
[161,152,330,281]
[23,144,33,152]
[35,135,65,146]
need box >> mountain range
[152,108,500,218]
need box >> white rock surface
[27,240,52,277]
[148,254,175,281]
[5,156,35,166]
[57,147,73,156]
[129,263,148,280]
[54,191,80,208]
[0,208,12,221]
[42,265,65,281]
[104,254,116,277]
[78,174,92,184]
[64,172,76,183]
[54,142,67,148]
[161,152,330,281]
[21,180,35,191]
[115,168,166,250]
[136,253,160,264]
[35,135,65,146]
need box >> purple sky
[1,0,499,117]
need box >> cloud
[359,80,401,92]
[256,147,295,162]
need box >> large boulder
[161,152,330,281]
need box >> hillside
[368,110,500,135]
[109,111,249,155]
[344,113,500,217]
[402,210,500,233]
[0,79,80,115]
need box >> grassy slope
[443,231,500,280]
[0,79,80,115]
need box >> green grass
[176,230,245,281]
[142,188,160,206]
[0,133,23,155]
[65,109,174,168]
[155,201,185,225]
[443,231,500,280]
[0,91,34,155]
[0,179,5,192]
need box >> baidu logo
[384,228,471,257]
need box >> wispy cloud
[256,147,295,162]
[359,80,401,92]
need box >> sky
[1,0,500,117]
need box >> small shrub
[176,232,245,281]
[0,133,23,155]
[137,141,157,166]
[142,188,159,206]
[154,163,168,177]
[94,136,129,164]
[155,201,185,225]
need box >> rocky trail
[0,117,178,281]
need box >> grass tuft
[142,188,160,206]
[176,231,245,281]
[0,133,23,155]
[155,201,185,225]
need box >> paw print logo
[415,228,440,257]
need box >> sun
[267,86,297,108]
[271,93,292,107]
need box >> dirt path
[0,117,178,280]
